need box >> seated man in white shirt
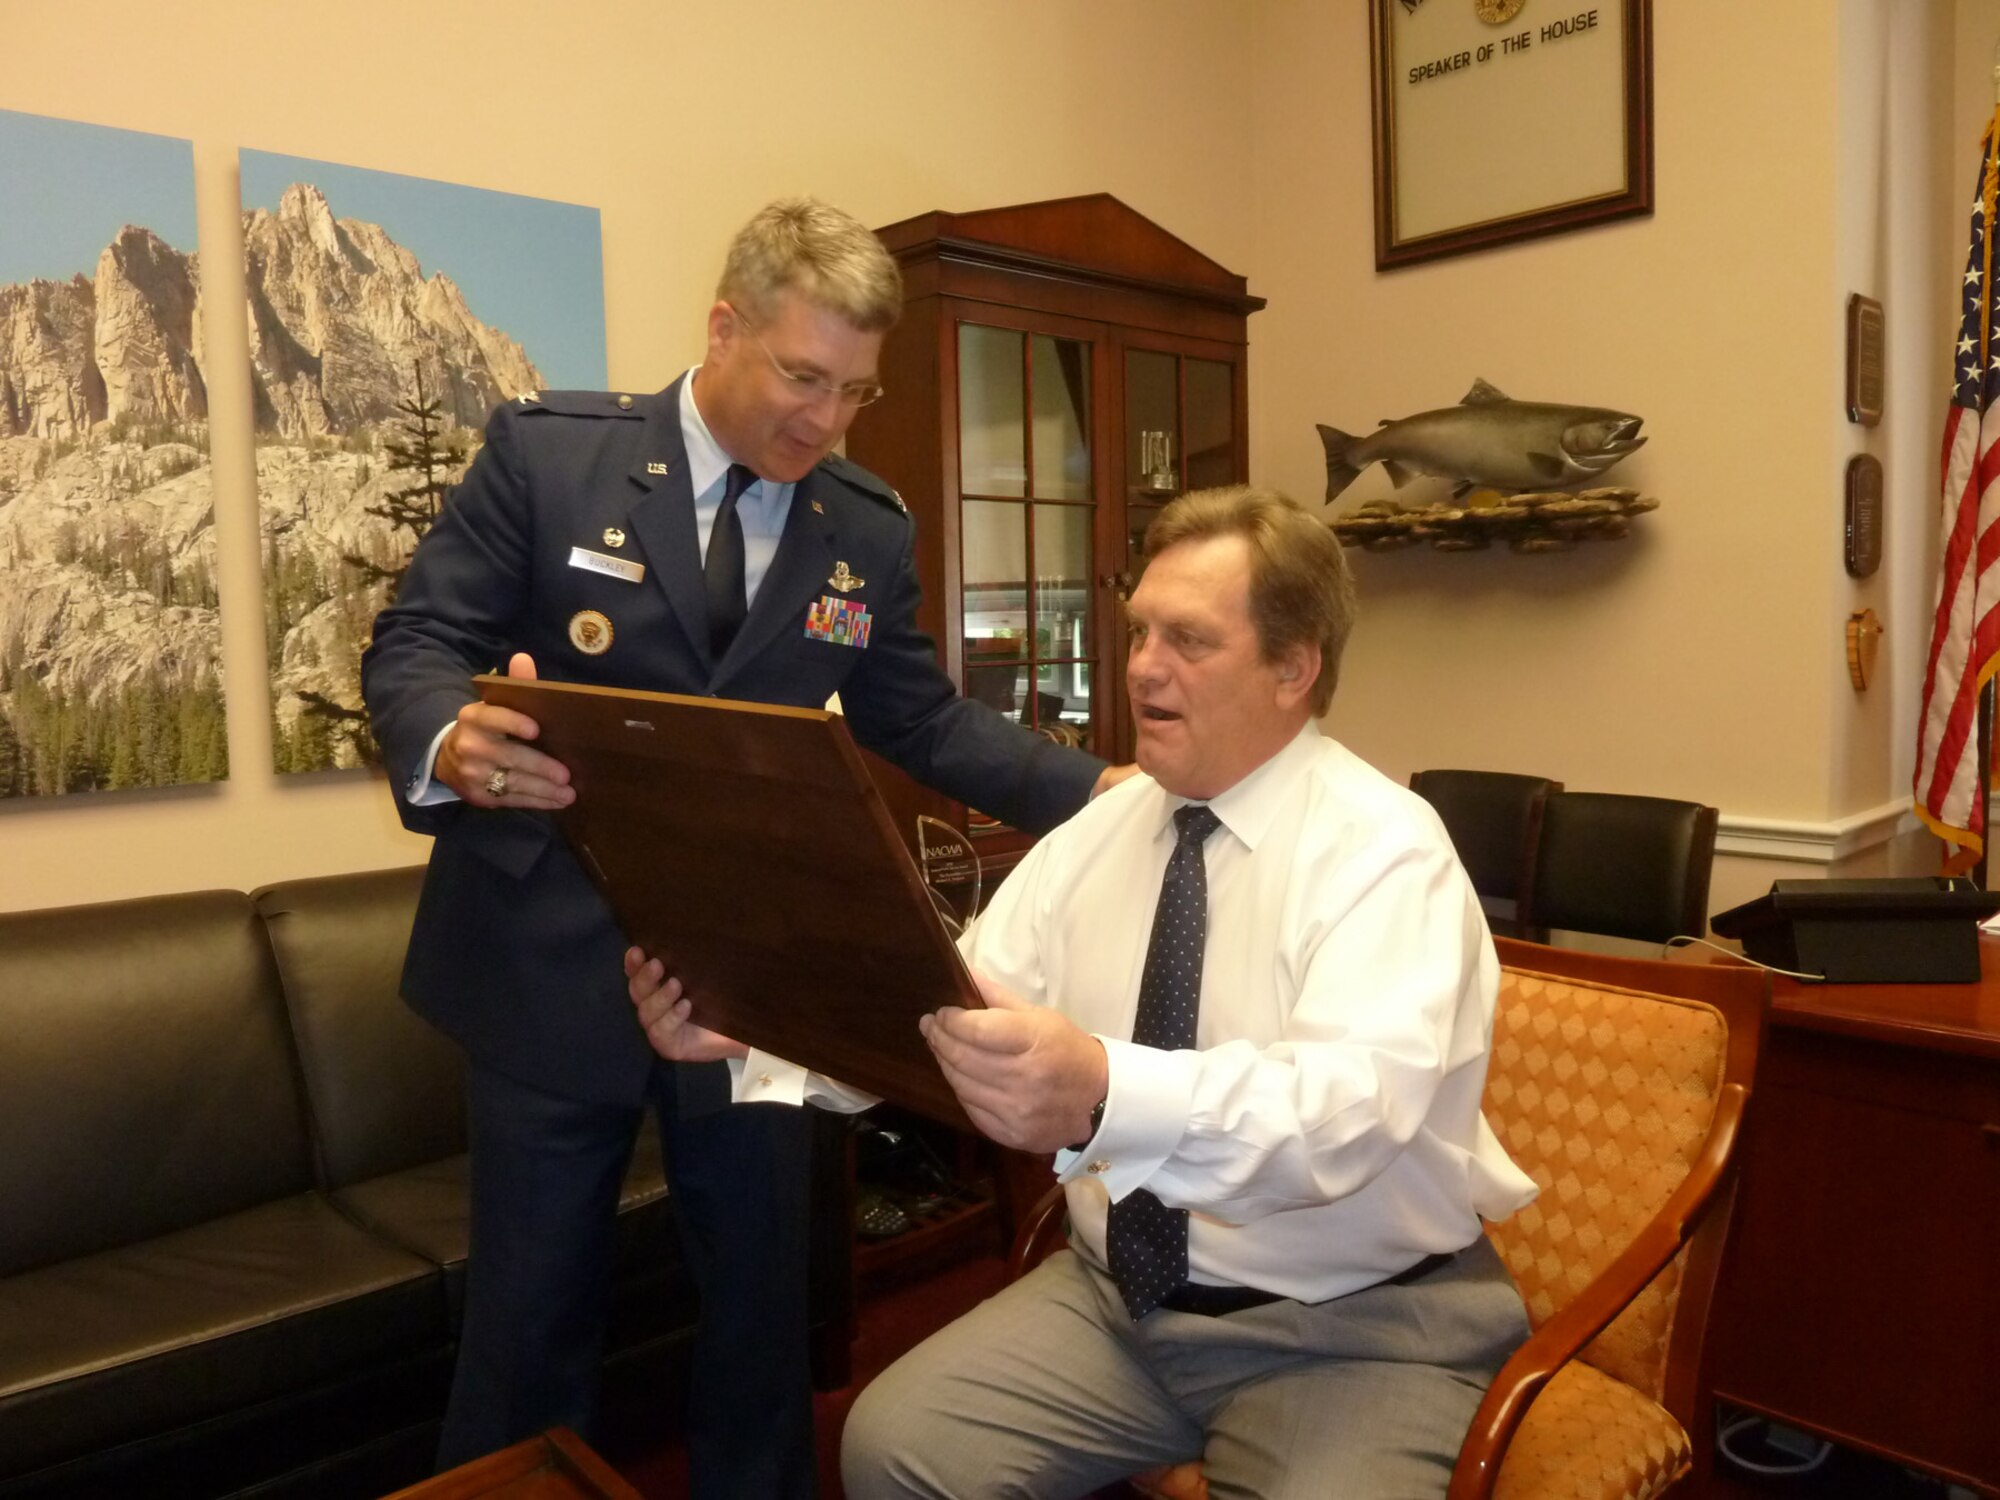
[631,484,1537,1500]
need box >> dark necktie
[705,463,756,657]
[1106,802,1221,1319]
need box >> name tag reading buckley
[568,547,646,584]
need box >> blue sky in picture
[0,109,198,283]
[241,150,607,390]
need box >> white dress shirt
[962,723,1537,1302]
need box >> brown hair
[717,197,903,332]
[1144,485,1357,715]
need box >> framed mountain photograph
[237,150,606,773]
[0,109,223,798]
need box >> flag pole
[1983,44,2000,893]
[1982,681,1994,889]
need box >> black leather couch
[0,866,852,1500]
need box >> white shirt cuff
[727,1048,878,1113]
[405,722,460,805]
[1055,1033,1197,1201]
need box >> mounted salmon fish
[1318,379,1645,501]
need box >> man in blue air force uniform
[361,197,1115,1496]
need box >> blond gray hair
[717,197,903,332]
[1144,485,1357,715]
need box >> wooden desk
[1699,936,2000,1495]
[382,1428,642,1500]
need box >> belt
[1156,1248,1460,1318]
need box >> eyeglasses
[726,304,885,408]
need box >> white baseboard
[1714,800,1920,864]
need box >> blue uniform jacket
[362,377,1103,1106]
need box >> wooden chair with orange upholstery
[1007,936,1766,1500]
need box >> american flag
[1915,117,2000,874]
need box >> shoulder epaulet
[509,389,652,419]
[818,452,906,512]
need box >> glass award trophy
[916,815,982,938]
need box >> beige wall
[1830,0,1953,820]
[1249,0,1964,917]
[4,0,1989,919]
[0,0,1254,912]
[1251,1,1836,811]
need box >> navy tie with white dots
[1106,802,1221,1319]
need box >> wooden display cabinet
[847,194,1264,877]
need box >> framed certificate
[475,675,981,1126]
[1369,0,1654,270]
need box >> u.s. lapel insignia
[602,527,626,549]
[517,391,539,406]
[827,561,864,593]
[646,462,668,475]
[810,499,825,514]
[568,609,614,656]
[805,595,871,648]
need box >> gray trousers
[841,1238,1528,1500]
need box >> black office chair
[1529,791,1720,947]
[1409,769,1561,935]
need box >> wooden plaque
[1845,453,1882,578]
[476,676,980,1127]
[1847,294,1884,426]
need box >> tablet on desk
[475,675,980,1126]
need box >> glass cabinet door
[956,323,1097,756]
[1112,344,1241,759]
[1184,357,1235,490]
[838,200,1259,864]
[1122,347,1239,565]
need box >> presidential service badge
[805,595,871,648]
[568,609,614,656]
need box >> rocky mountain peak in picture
[0,225,206,442]
[0,194,227,797]
[0,172,562,792]
[244,179,556,774]
[1,186,539,451]
[98,224,209,429]
[243,182,542,439]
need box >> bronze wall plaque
[1846,453,1882,578]
[1847,294,1884,426]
